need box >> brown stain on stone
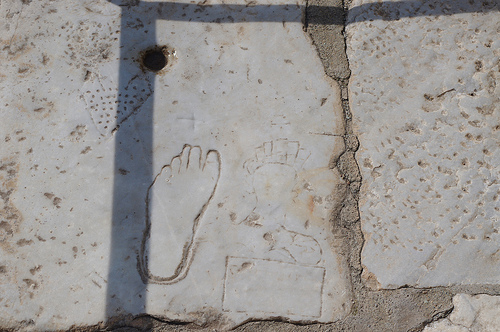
[16,238,33,247]
[44,192,62,208]
[23,278,39,291]
[80,146,91,154]
[362,268,382,290]
[29,265,42,275]
[0,158,23,252]
[53,197,62,208]
[308,195,315,214]
[290,167,347,228]
[69,125,87,142]
[43,192,54,200]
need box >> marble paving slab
[0,0,350,329]
[423,293,500,332]
[346,0,500,289]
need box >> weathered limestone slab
[346,0,500,288]
[424,294,500,332]
[0,0,350,329]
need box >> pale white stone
[222,257,325,317]
[424,294,500,332]
[346,0,500,288]
[423,319,468,332]
[0,0,350,329]
[449,294,477,328]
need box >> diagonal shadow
[347,0,498,24]
[105,0,498,320]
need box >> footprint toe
[204,150,221,177]
[255,146,266,161]
[263,141,272,156]
[180,145,191,170]
[188,146,202,170]
[170,156,181,174]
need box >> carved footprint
[139,145,220,284]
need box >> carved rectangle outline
[222,256,325,317]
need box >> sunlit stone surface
[423,294,500,332]
[0,0,350,329]
[347,0,499,288]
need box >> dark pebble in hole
[142,49,167,72]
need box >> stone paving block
[0,0,351,329]
[423,294,500,332]
[346,0,500,288]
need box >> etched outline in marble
[243,139,310,176]
[81,70,153,137]
[240,140,322,265]
[241,139,310,227]
[138,145,221,284]
[265,225,323,266]
[222,256,325,317]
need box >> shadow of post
[106,1,157,318]
[347,0,498,23]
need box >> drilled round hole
[142,49,167,72]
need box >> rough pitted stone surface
[346,0,500,288]
[424,294,500,332]
[0,0,350,329]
